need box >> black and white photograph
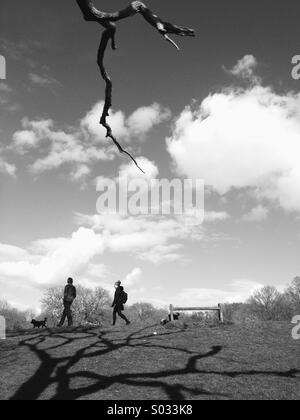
[0,0,300,404]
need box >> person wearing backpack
[112,282,130,326]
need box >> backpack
[120,291,128,304]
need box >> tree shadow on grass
[7,325,300,400]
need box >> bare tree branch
[76,0,195,172]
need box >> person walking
[112,281,130,326]
[57,278,77,327]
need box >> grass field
[0,321,299,400]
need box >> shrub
[127,303,168,325]
[283,277,300,316]
[247,286,289,321]
[0,300,31,331]
[42,286,111,327]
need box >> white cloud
[171,279,264,307]
[80,101,170,143]
[29,72,60,88]
[0,230,106,311]
[204,211,230,223]
[0,82,18,111]
[79,263,109,290]
[167,69,300,212]
[75,210,204,264]
[138,244,184,264]
[80,101,128,143]
[0,202,207,305]
[12,117,113,181]
[242,205,269,222]
[12,130,39,153]
[24,118,54,133]
[70,164,91,182]
[0,82,12,104]
[123,267,143,288]
[105,216,189,259]
[1,39,44,62]
[118,156,159,184]
[0,83,11,94]
[11,101,170,181]
[127,103,171,138]
[0,243,30,263]
[226,54,260,83]
[0,228,105,289]
[2,39,59,91]
[0,159,16,176]
[95,157,160,215]
[0,149,16,177]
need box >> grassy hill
[0,321,299,400]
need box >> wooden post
[218,304,224,323]
[169,304,174,321]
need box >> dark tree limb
[76,0,195,172]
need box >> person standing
[112,281,130,326]
[57,278,77,327]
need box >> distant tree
[0,300,31,330]
[42,286,111,326]
[247,286,285,321]
[222,303,246,323]
[0,300,9,312]
[75,286,111,323]
[129,302,156,321]
[283,277,300,315]
[128,302,167,324]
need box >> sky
[1,0,300,312]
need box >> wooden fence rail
[169,304,224,323]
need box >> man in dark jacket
[112,281,130,326]
[57,278,77,327]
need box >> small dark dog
[31,318,47,329]
[160,312,180,326]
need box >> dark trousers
[59,301,73,326]
[113,306,130,325]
